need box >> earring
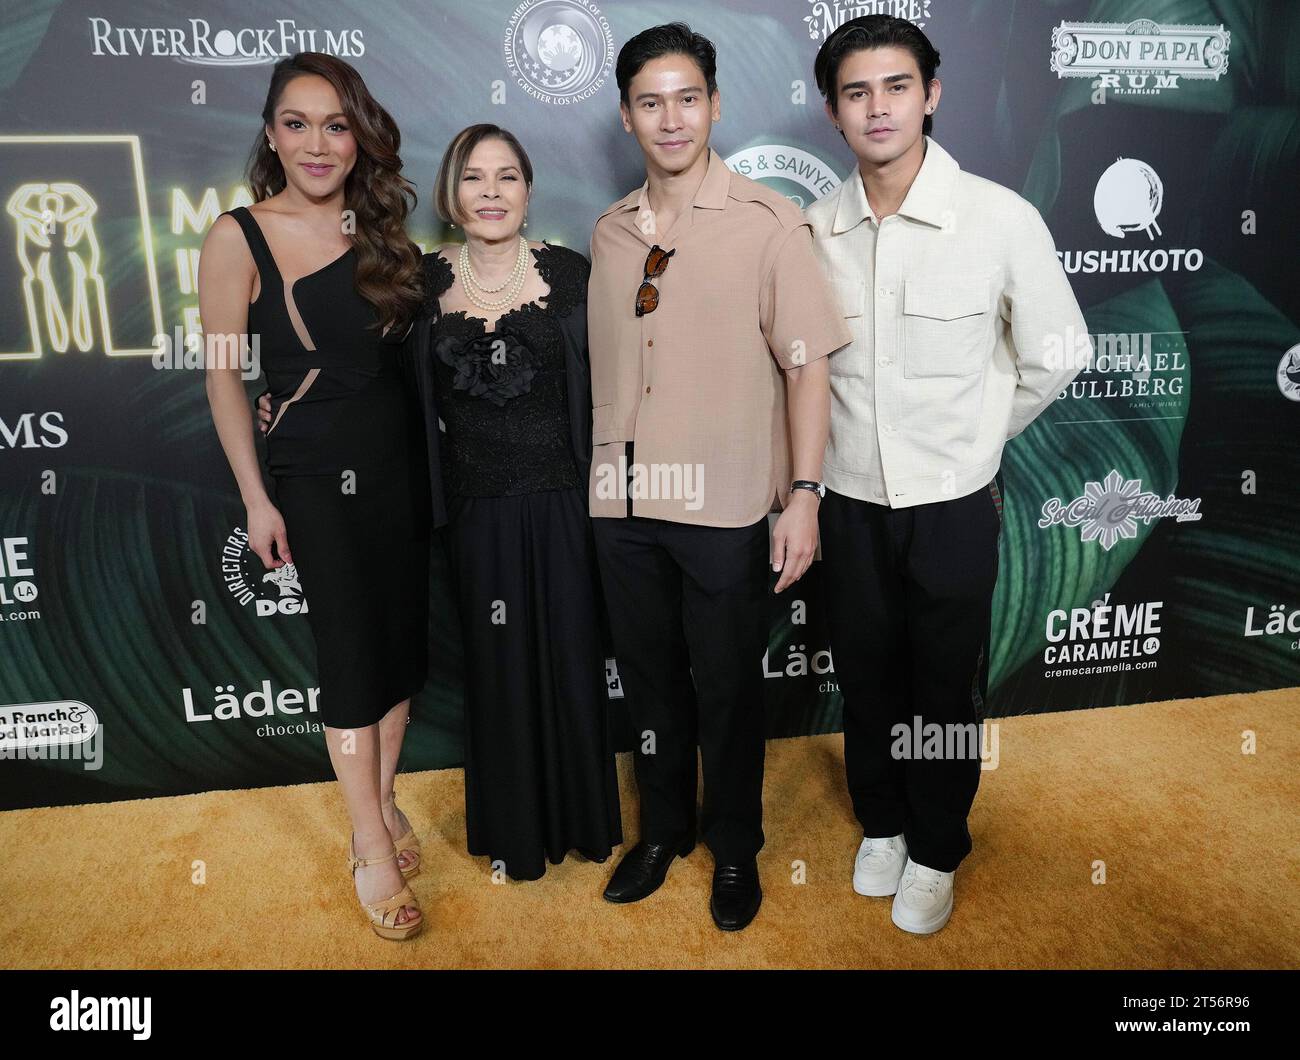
[268,140,277,152]
[523,215,528,229]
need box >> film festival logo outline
[218,527,309,618]
[86,16,366,66]
[803,1,936,39]
[1050,18,1231,98]
[0,135,163,361]
[504,0,614,105]
[1038,469,1203,552]
[1057,158,1204,276]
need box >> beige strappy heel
[385,792,422,879]
[348,835,423,940]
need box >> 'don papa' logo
[504,0,613,104]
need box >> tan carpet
[2,688,1296,969]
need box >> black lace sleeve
[534,242,589,318]
[421,250,455,318]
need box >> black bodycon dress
[224,205,430,728]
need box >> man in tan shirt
[588,22,851,931]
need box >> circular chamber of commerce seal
[504,0,613,104]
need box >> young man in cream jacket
[805,14,1091,935]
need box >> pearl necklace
[460,237,530,311]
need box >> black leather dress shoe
[710,860,762,931]
[602,837,695,903]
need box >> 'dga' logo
[218,528,309,617]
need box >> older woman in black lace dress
[407,125,622,881]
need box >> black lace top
[423,242,589,498]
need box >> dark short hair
[813,15,941,136]
[616,22,717,107]
[433,124,534,226]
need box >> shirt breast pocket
[902,279,992,378]
[827,275,864,378]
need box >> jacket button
[647,339,654,347]
[645,385,652,394]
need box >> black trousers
[591,512,770,864]
[818,477,1002,873]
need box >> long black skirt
[444,486,623,880]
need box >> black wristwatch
[790,479,826,499]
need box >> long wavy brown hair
[247,52,423,333]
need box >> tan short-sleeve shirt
[587,146,852,527]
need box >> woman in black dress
[202,53,429,940]
[408,124,622,881]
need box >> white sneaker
[891,857,954,934]
[852,834,908,896]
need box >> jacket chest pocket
[902,279,992,378]
[827,275,865,378]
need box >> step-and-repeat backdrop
[1,1,1296,809]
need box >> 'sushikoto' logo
[1094,157,1163,240]
[724,146,841,209]
[1058,159,1203,275]
[504,0,613,104]
[1038,470,1202,551]
[1051,19,1230,97]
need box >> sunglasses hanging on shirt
[635,244,675,317]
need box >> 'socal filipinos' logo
[1043,594,1162,671]
[1050,19,1230,97]
[1057,159,1204,275]
[724,146,841,209]
[0,700,99,754]
[219,528,309,617]
[87,17,365,65]
[803,1,934,40]
[1277,344,1300,402]
[0,411,67,449]
[1038,470,1202,551]
[0,536,39,619]
[504,1,613,104]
